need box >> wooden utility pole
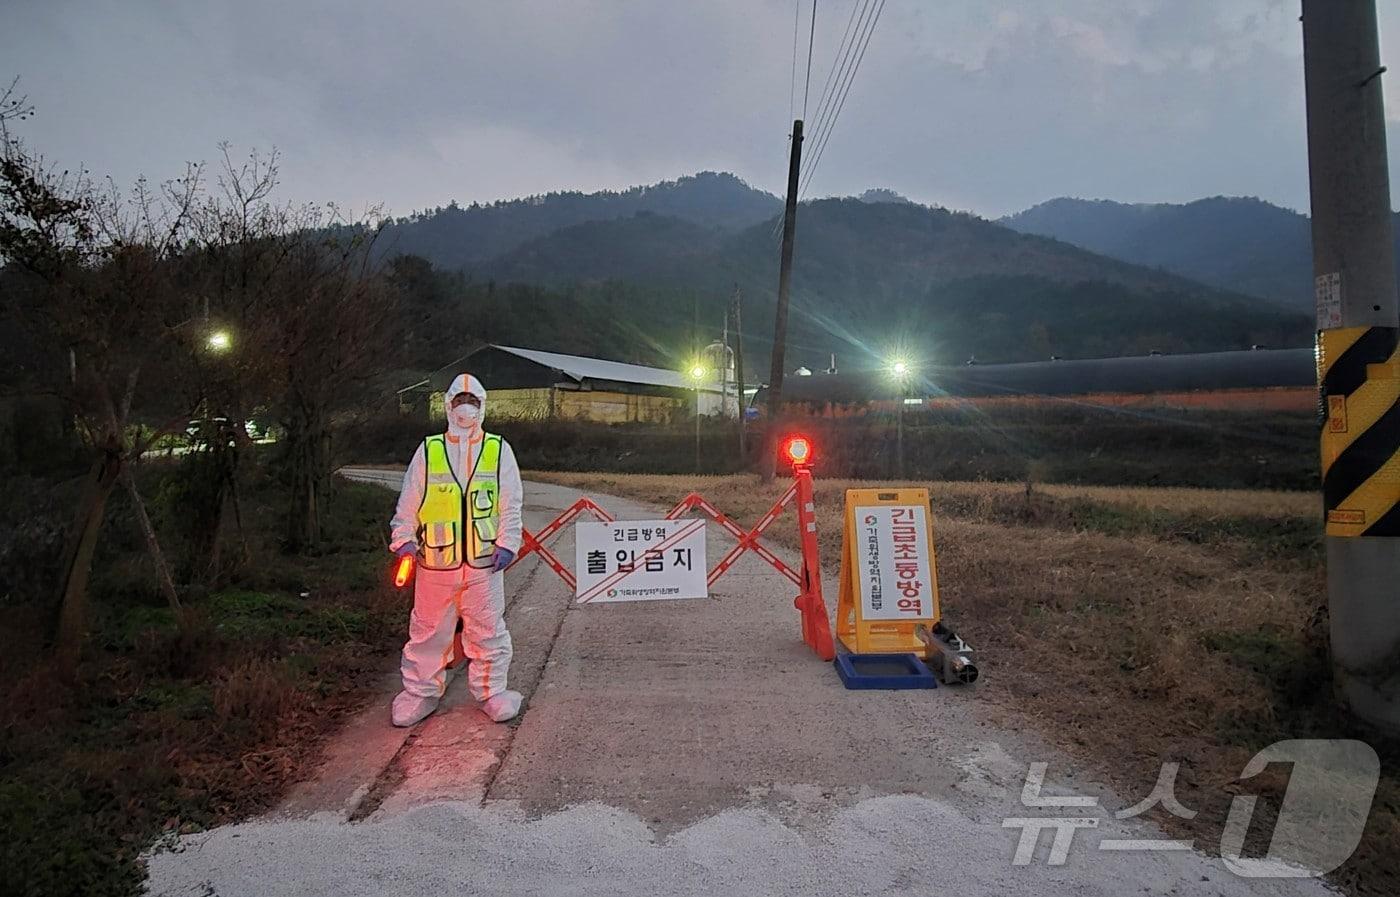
[732,285,746,460]
[1303,0,1400,732]
[763,118,804,481]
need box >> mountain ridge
[1001,195,1400,312]
[376,171,781,269]
[377,173,1314,368]
[463,197,1310,366]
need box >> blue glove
[395,543,417,558]
[492,547,516,572]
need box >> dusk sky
[5,0,1399,218]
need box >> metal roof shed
[769,347,1316,404]
[481,345,721,393]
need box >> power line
[802,0,869,160]
[788,0,800,122]
[802,1,818,119]
[801,0,883,198]
[773,0,866,243]
[797,0,876,202]
[799,0,886,199]
[802,0,874,167]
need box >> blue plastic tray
[835,652,937,690]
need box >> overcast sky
[4,1,1399,218]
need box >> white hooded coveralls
[390,374,523,708]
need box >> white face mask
[449,403,482,430]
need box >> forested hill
[485,196,1296,298]
[1001,195,1400,313]
[485,212,724,284]
[375,171,780,269]
[715,200,1310,363]
[387,195,1313,369]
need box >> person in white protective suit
[388,373,525,727]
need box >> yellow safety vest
[417,432,502,570]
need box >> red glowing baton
[393,553,416,588]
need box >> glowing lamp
[784,435,813,468]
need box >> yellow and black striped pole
[1304,0,1400,732]
[1319,327,1400,538]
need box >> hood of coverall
[444,373,487,439]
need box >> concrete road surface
[145,474,1333,897]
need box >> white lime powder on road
[146,793,1333,897]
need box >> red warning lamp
[783,435,813,468]
[393,553,416,588]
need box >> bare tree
[0,77,34,128]
[190,146,399,553]
[1,103,203,665]
[2,90,402,669]
[272,226,397,549]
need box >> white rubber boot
[391,691,440,727]
[480,690,523,722]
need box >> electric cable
[799,0,886,199]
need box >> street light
[887,357,914,478]
[688,362,707,473]
[207,329,233,353]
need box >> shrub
[212,657,299,738]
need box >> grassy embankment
[530,470,1396,897]
[343,405,1319,490]
[0,469,402,897]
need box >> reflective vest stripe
[416,432,503,570]
[466,434,502,567]
[418,435,462,570]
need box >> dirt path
[145,477,1333,897]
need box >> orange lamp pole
[785,436,836,660]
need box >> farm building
[399,344,737,423]
[767,347,1317,415]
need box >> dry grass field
[529,470,1396,896]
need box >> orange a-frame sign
[835,487,943,656]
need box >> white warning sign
[1316,272,1343,330]
[853,505,935,621]
[574,519,707,602]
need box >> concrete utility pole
[1302,0,1400,732]
[732,285,746,459]
[695,381,702,474]
[895,389,905,479]
[763,119,804,481]
[694,291,702,474]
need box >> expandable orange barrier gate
[513,496,614,590]
[509,466,836,661]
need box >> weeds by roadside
[0,478,401,897]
